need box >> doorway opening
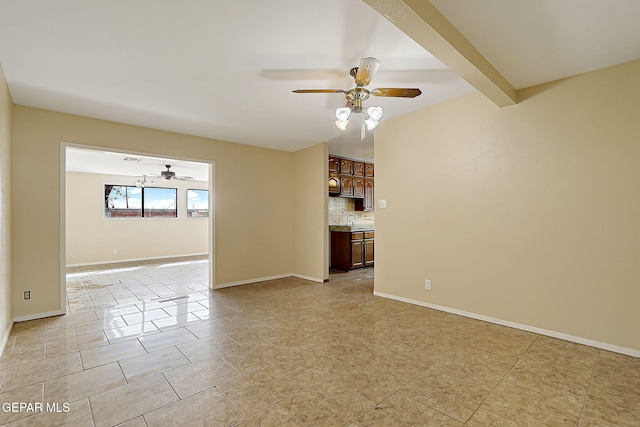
[61,143,215,313]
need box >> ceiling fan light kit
[335,119,349,131]
[135,175,154,187]
[335,107,351,131]
[293,57,421,140]
[364,105,383,131]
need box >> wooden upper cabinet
[340,176,353,197]
[328,174,340,195]
[340,159,354,176]
[365,163,374,177]
[353,161,365,177]
[329,155,374,200]
[363,178,374,210]
[329,156,340,174]
[353,177,365,198]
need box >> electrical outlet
[24,290,31,300]
[112,249,118,255]
[379,199,387,209]
[424,280,431,291]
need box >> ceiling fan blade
[354,57,380,86]
[371,88,422,98]
[292,89,345,94]
[261,69,346,81]
[176,176,194,181]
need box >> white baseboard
[66,253,209,267]
[292,273,324,283]
[374,291,640,358]
[215,274,294,289]
[13,310,66,323]
[216,273,324,289]
[0,320,14,355]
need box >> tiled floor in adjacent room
[1,257,639,426]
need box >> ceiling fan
[134,175,154,188]
[293,57,421,138]
[149,165,193,181]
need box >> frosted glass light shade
[364,118,379,130]
[335,120,349,131]
[367,106,383,121]
[335,107,351,121]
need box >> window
[143,187,178,217]
[104,185,142,217]
[187,189,209,217]
[105,185,177,218]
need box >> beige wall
[0,63,12,350]
[375,60,640,353]
[293,142,329,282]
[66,171,208,265]
[11,107,306,318]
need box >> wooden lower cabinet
[351,240,364,269]
[364,237,374,267]
[331,230,374,271]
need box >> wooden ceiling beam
[363,0,517,107]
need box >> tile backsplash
[328,197,375,227]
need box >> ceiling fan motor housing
[346,89,368,113]
[161,165,175,179]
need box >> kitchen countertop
[329,225,375,232]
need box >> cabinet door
[330,231,352,271]
[365,163,374,177]
[340,159,354,175]
[363,178,374,210]
[351,240,364,269]
[329,156,340,173]
[353,161,365,177]
[340,176,353,197]
[364,239,374,266]
[353,177,365,198]
[329,173,340,194]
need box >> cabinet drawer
[364,231,374,239]
[351,232,364,240]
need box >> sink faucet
[347,215,356,227]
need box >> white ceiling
[66,147,210,181]
[429,0,640,89]
[2,0,640,163]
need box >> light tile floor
[1,258,638,426]
[65,256,210,312]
